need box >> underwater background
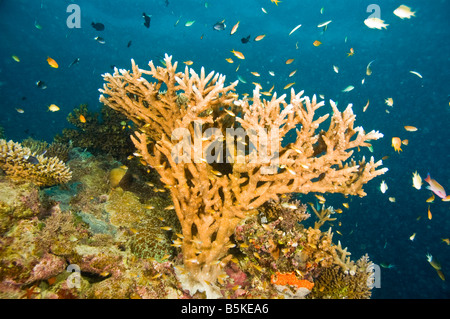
[0,0,449,299]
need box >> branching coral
[99,54,387,298]
[0,139,72,187]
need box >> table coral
[0,139,72,187]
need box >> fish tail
[425,173,431,183]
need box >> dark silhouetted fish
[68,57,80,68]
[94,36,105,44]
[24,154,39,165]
[127,40,132,48]
[36,80,47,89]
[213,20,226,31]
[143,13,151,28]
[241,35,251,44]
[91,22,105,31]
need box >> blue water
[1,0,449,299]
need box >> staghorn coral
[0,139,72,187]
[99,54,387,298]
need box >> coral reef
[54,104,134,162]
[99,54,387,297]
[0,139,72,187]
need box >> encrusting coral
[99,54,387,298]
[0,139,72,187]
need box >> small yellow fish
[250,71,260,77]
[385,98,394,106]
[268,70,275,76]
[48,104,60,112]
[183,60,194,65]
[289,69,297,77]
[412,171,422,190]
[347,48,354,57]
[12,55,20,62]
[391,137,402,152]
[79,114,86,123]
[441,238,450,245]
[230,21,240,35]
[394,5,416,19]
[313,40,322,47]
[428,206,432,220]
[426,193,435,203]
[15,108,24,113]
[47,56,59,68]
[164,205,175,210]
[160,226,172,231]
[364,17,389,30]
[333,65,339,73]
[284,82,295,90]
[225,58,234,63]
[342,203,349,209]
[185,20,195,27]
[388,197,396,203]
[409,233,416,241]
[315,194,326,202]
[231,49,245,60]
[366,60,375,75]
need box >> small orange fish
[254,34,266,41]
[441,238,450,245]
[402,139,409,145]
[47,56,59,68]
[313,40,322,46]
[225,58,234,63]
[231,49,245,59]
[347,48,354,56]
[363,99,370,112]
[404,125,418,132]
[428,206,432,220]
[426,193,435,203]
[230,21,240,35]
[79,114,86,123]
[342,203,349,209]
[289,69,297,77]
[391,137,402,152]
[285,58,294,64]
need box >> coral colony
[0,55,385,299]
